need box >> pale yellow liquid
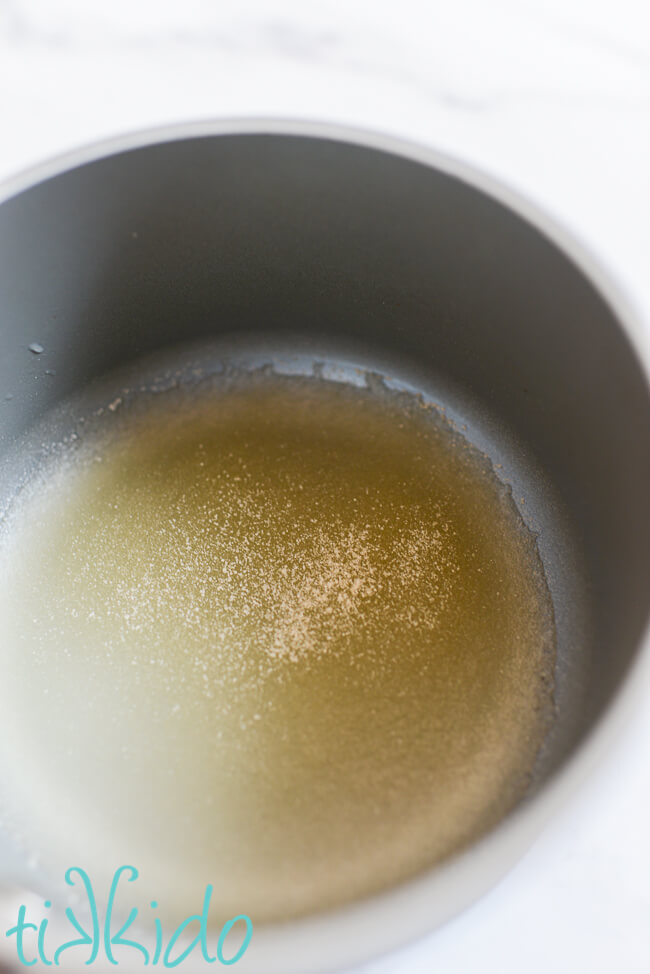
[0,370,554,923]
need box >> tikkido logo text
[5,866,253,968]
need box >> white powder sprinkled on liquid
[0,369,555,925]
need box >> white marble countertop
[0,1,649,971]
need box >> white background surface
[0,2,649,971]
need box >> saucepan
[0,121,649,972]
